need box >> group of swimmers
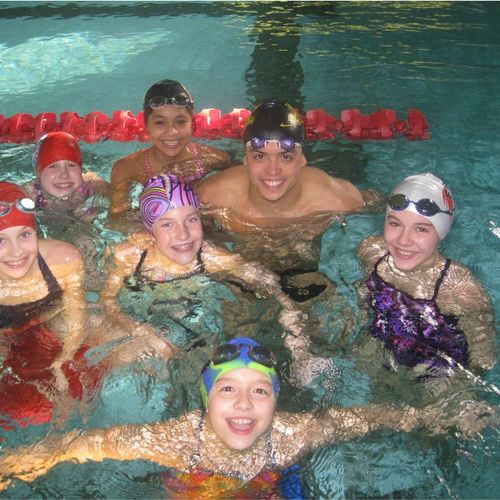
[0,78,497,497]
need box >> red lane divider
[0,108,429,144]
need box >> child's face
[39,160,83,199]
[207,367,276,451]
[151,205,203,265]
[147,106,193,158]
[384,210,440,271]
[245,142,306,204]
[0,225,38,280]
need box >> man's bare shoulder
[195,164,247,206]
[302,167,364,212]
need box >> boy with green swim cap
[200,337,280,407]
[0,337,496,498]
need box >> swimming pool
[0,1,499,498]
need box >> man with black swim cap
[196,100,364,228]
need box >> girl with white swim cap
[357,173,496,387]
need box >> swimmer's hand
[420,399,499,437]
[115,327,181,363]
[0,437,66,491]
[50,359,69,392]
[289,352,340,388]
[279,308,308,338]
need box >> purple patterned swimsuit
[366,254,469,378]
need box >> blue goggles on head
[0,197,36,217]
[246,136,301,152]
[147,93,194,108]
[202,342,278,372]
[389,194,453,217]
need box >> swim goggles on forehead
[202,343,278,372]
[147,93,194,108]
[0,198,36,217]
[246,136,301,152]
[388,193,453,217]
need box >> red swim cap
[0,182,36,231]
[33,131,82,175]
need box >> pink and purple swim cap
[139,174,200,230]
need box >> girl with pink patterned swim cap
[100,174,308,361]
[357,173,496,388]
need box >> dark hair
[143,79,194,121]
[243,100,304,144]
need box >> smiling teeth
[7,259,26,266]
[230,418,252,425]
[174,243,193,251]
[397,250,415,256]
[263,180,283,186]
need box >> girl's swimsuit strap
[431,257,451,302]
[38,252,61,293]
[133,249,149,277]
[144,149,154,178]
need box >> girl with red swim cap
[108,79,232,216]
[0,181,98,429]
[26,131,110,292]
[27,131,109,218]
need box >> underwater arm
[452,270,497,371]
[0,419,191,490]
[274,400,498,464]
[205,243,309,354]
[99,241,178,361]
[55,255,86,362]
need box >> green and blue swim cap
[243,100,304,151]
[200,338,280,407]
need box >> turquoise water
[0,1,499,498]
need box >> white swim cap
[387,173,455,240]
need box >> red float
[0,108,430,143]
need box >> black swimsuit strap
[196,248,206,273]
[38,252,62,294]
[133,249,148,277]
[431,258,451,302]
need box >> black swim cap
[243,100,304,145]
[143,79,194,120]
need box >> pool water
[0,1,499,498]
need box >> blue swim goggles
[147,93,194,108]
[0,197,36,217]
[246,136,301,152]
[389,193,453,217]
[202,342,278,372]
